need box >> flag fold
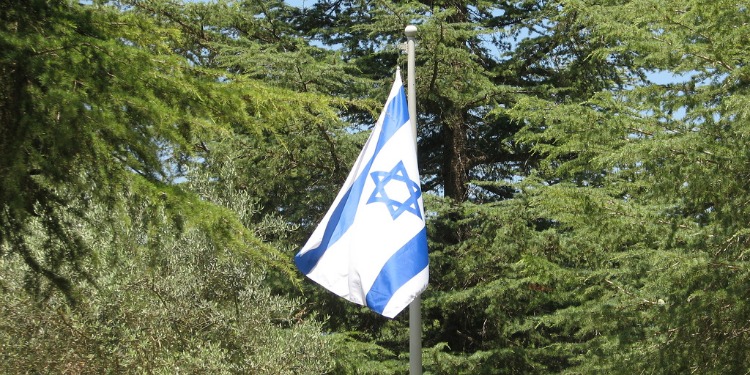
[295,70,428,318]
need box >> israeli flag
[295,70,428,318]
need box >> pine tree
[502,0,750,372]
[0,1,348,372]
[0,0,244,298]
[285,0,634,372]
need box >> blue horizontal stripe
[365,227,428,315]
[295,85,410,275]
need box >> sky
[287,0,317,8]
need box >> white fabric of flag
[295,71,428,318]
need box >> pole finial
[405,25,417,38]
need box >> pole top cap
[404,25,417,38]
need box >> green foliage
[5,0,750,373]
[0,0,344,299]
[0,1,344,373]
[0,187,333,374]
[289,0,750,373]
[499,0,750,373]
[327,332,407,374]
[1,0,232,298]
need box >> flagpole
[405,24,422,375]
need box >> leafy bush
[0,189,334,374]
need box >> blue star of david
[367,161,422,220]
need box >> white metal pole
[409,296,422,375]
[404,24,422,375]
[405,25,418,145]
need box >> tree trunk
[442,110,469,202]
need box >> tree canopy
[2,0,749,373]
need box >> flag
[295,70,428,318]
